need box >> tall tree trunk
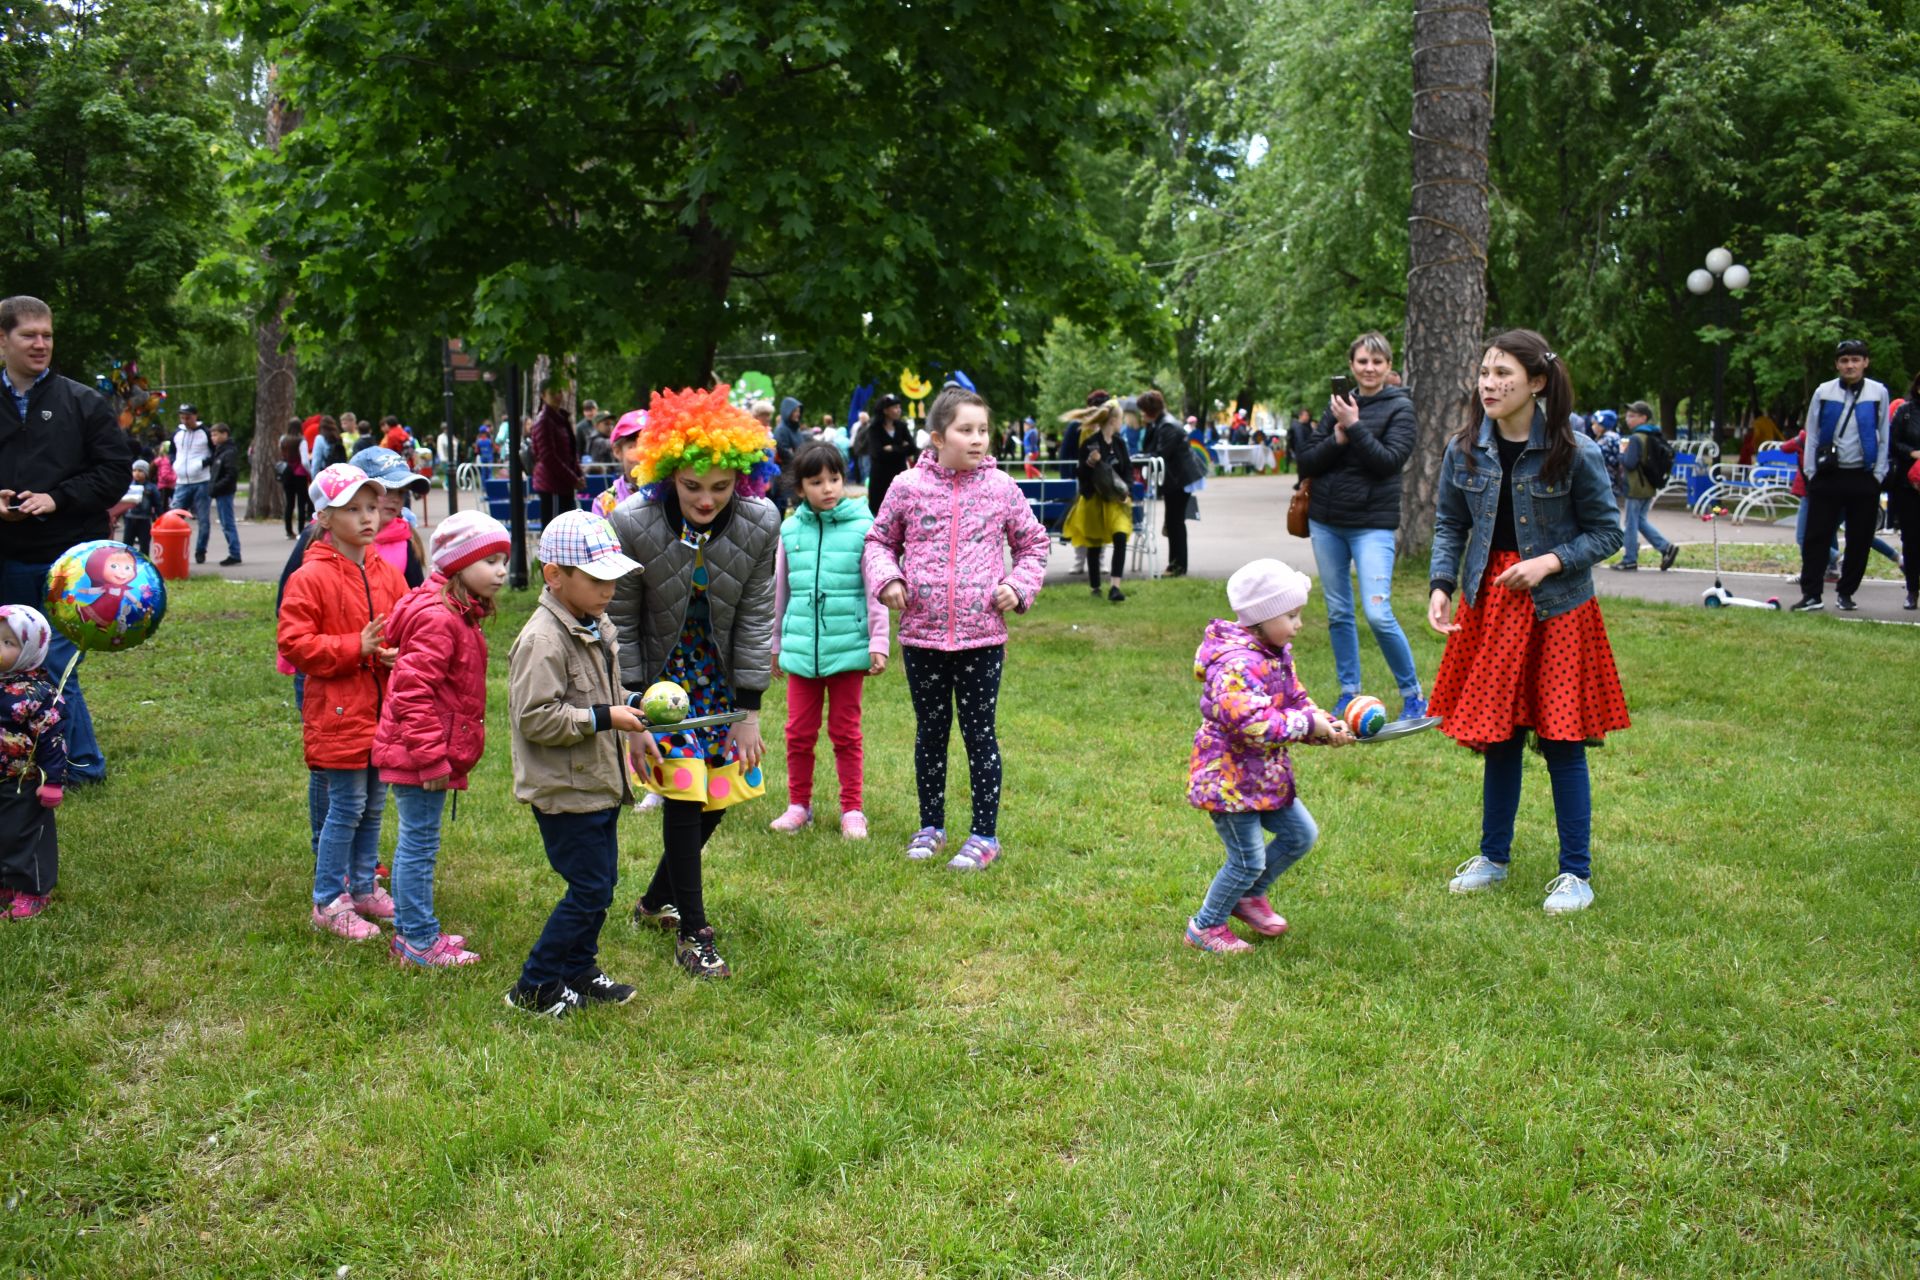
[1399,0,1494,553]
[248,71,300,521]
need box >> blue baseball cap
[1592,409,1618,430]
[347,446,430,492]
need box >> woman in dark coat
[1138,389,1200,577]
[864,393,914,515]
[1289,330,1422,720]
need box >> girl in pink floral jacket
[1185,560,1351,953]
[864,386,1050,872]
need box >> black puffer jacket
[1889,400,1920,492]
[1289,386,1416,529]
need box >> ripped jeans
[1307,521,1420,698]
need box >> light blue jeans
[390,783,449,946]
[1195,802,1318,928]
[1307,521,1419,698]
[1620,496,1671,566]
[172,481,211,557]
[312,767,387,907]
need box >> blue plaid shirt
[2,366,50,423]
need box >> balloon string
[51,650,81,702]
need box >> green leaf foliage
[0,0,234,374]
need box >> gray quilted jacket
[606,492,781,709]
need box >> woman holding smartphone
[1288,330,1423,722]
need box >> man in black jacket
[208,422,244,566]
[1138,389,1200,576]
[0,296,134,782]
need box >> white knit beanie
[1227,559,1311,626]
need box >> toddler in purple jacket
[865,385,1051,871]
[1185,559,1351,953]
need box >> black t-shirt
[1492,434,1526,552]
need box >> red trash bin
[152,510,191,581]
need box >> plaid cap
[309,463,383,512]
[538,509,641,581]
[348,445,431,492]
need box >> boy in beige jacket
[504,511,661,1019]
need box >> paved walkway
[200,476,1915,625]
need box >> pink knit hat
[1227,558,1311,626]
[429,511,512,576]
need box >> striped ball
[1344,694,1387,739]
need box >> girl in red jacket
[371,511,511,967]
[277,464,410,941]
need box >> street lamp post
[1686,247,1750,444]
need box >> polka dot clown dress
[1429,550,1630,751]
[630,526,767,811]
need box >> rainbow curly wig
[631,384,780,502]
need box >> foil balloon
[43,540,168,653]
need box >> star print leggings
[901,644,1005,839]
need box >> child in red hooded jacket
[371,511,511,967]
[277,464,409,942]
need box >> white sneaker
[1542,873,1594,914]
[637,791,665,812]
[1448,855,1508,894]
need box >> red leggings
[784,670,866,811]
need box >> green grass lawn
[3,575,1915,1278]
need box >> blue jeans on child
[521,808,621,989]
[312,767,387,906]
[391,783,448,946]
[213,492,242,560]
[1195,801,1319,928]
[1480,732,1591,879]
[1620,496,1672,567]
[1306,522,1420,698]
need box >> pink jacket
[371,574,491,789]
[1187,620,1318,812]
[863,451,1050,652]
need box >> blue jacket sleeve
[1428,446,1470,595]
[1547,444,1624,573]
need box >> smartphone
[1330,375,1354,399]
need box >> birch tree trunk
[1399,0,1494,553]
[248,70,301,521]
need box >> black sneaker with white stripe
[1789,596,1824,613]
[504,979,582,1019]
[576,970,638,1005]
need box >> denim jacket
[1429,411,1623,620]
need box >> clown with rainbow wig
[605,385,782,981]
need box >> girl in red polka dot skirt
[1425,329,1627,914]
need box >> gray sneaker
[1542,874,1594,914]
[1448,855,1508,894]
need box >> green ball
[641,681,690,725]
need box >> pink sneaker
[392,932,480,967]
[6,892,50,921]
[312,893,380,941]
[351,887,396,920]
[768,804,812,834]
[1231,896,1289,937]
[840,810,869,840]
[1184,918,1252,953]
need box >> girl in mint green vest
[769,442,891,839]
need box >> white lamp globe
[1686,268,1715,295]
[1705,247,1734,275]
[1723,264,1751,291]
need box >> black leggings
[902,645,1005,838]
[640,801,724,937]
[1086,534,1128,590]
[282,472,312,534]
[1890,485,1920,597]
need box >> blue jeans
[521,807,621,988]
[391,783,449,946]
[312,767,387,906]
[172,482,211,557]
[1480,732,1591,879]
[213,493,241,559]
[1307,522,1419,698]
[0,560,104,781]
[1620,496,1671,566]
[1195,802,1319,928]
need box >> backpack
[1635,427,1674,490]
